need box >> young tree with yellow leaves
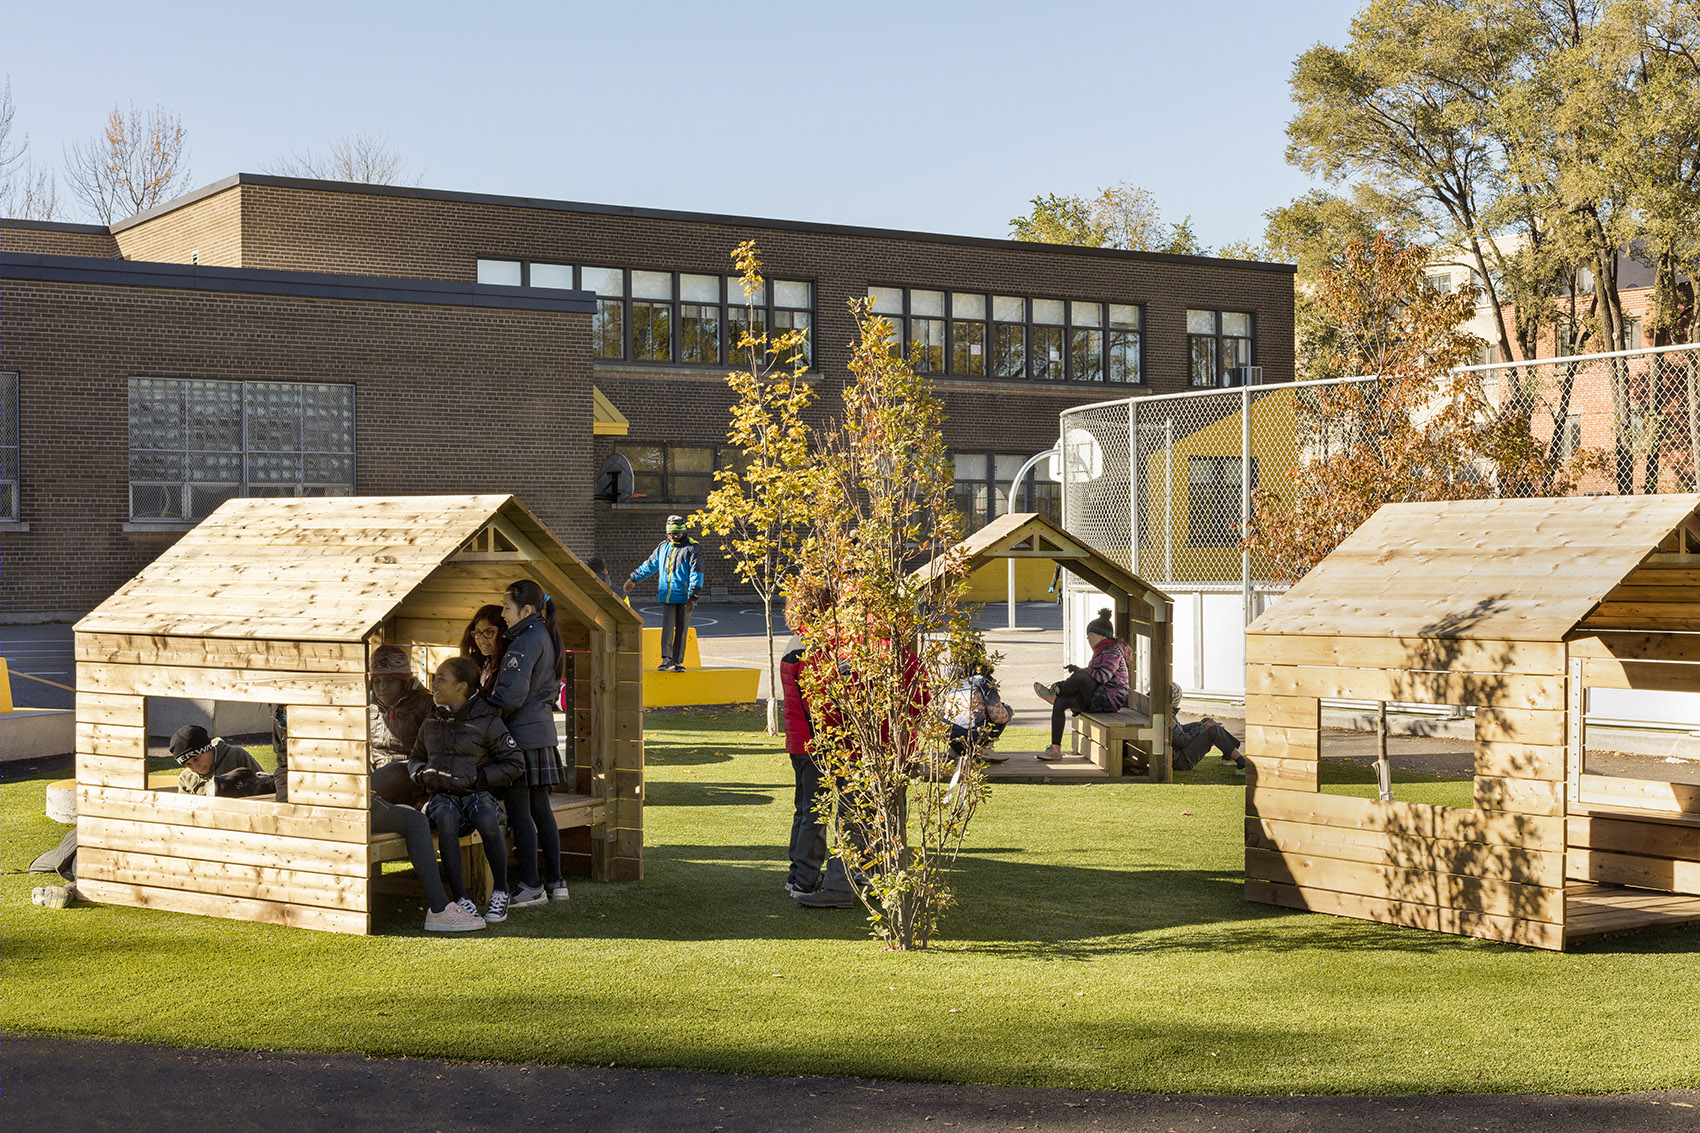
[694,241,815,734]
[791,301,985,950]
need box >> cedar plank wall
[1243,632,1571,950]
[1566,560,1700,903]
[73,634,373,934]
[226,182,1297,590]
[1,276,594,617]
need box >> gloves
[1064,663,1080,674]
[414,767,458,793]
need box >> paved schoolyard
[8,1037,1699,1132]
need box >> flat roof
[2,252,597,313]
[109,173,1299,276]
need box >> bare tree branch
[263,130,404,185]
[0,78,58,220]
[63,103,190,223]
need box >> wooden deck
[983,750,1116,783]
[1564,882,1700,944]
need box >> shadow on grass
[644,781,776,808]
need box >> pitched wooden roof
[1249,494,1700,642]
[77,495,638,641]
[914,511,1169,604]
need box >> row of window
[478,260,814,369]
[868,287,1142,384]
[478,260,1260,389]
[128,379,356,521]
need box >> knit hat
[666,514,687,533]
[169,725,215,764]
[369,644,413,678]
[1085,608,1116,638]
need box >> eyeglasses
[472,628,499,641]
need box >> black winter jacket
[488,612,560,750]
[368,681,434,768]
[408,694,525,796]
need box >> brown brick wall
[108,178,1296,595]
[2,276,594,617]
[113,185,242,266]
[1,224,120,258]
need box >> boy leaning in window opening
[171,725,273,796]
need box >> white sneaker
[424,904,486,932]
[510,883,547,908]
[484,890,510,923]
[547,882,571,902]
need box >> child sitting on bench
[1034,608,1130,761]
[410,657,525,924]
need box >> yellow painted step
[639,627,759,707]
[0,659,12,713]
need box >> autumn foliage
[1244,232,1590,583]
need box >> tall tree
[695,241,816,735]
[1009,181,1210,254]
[265,130,406,184]
[0,78,59,220]
[64,102,190,223]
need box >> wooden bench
[1072,708,1170,782]
[369,792,604,905]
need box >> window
[1108,304,1140,384]
[1188,309,1255,387]
[1069,301,1103,382]
[476,258,522,286]
[951,452,1059,532]
[582,267,626,360]
[870,286,1141,383]
[950,293,986,377]
[1624,315,1643,349]
[1187,456,1255,547]
[0,372,17,521]
[772,280,813,369]
[128,379,355,522]
[630,271,672,362]
[613,443,726,503]
[679,274,721,365]
[908,290,945,373]
[479,260,814,368]
[992,296,1026,379]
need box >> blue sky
[8,0,1365,249]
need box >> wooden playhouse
[916,512,1175,781]
[72,495,643,934]
[1244,494,1700,950]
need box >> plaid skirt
[518,744,564,788]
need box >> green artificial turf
[6,711,1698,1094]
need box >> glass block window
[127,379,356,522]
[0,372,18,521]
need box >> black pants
[1173,721,1243,771]
[428,795,508,902]
[373,797,450,914]
[659,602,691,666]
[503,783,563,890]
[787,753,828,891]
[1050,669,1103,745]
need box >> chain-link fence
[1058,343,1700,693]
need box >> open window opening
[1316,700,1476,805]
[145,696,282,799]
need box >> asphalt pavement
[8,1037,1699,1132]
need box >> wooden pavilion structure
[917,512,1174,781]
[1244,494,1700,950]
[72,495,643,934]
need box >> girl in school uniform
[489,579,570,907]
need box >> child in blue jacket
[624,514,705,671]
